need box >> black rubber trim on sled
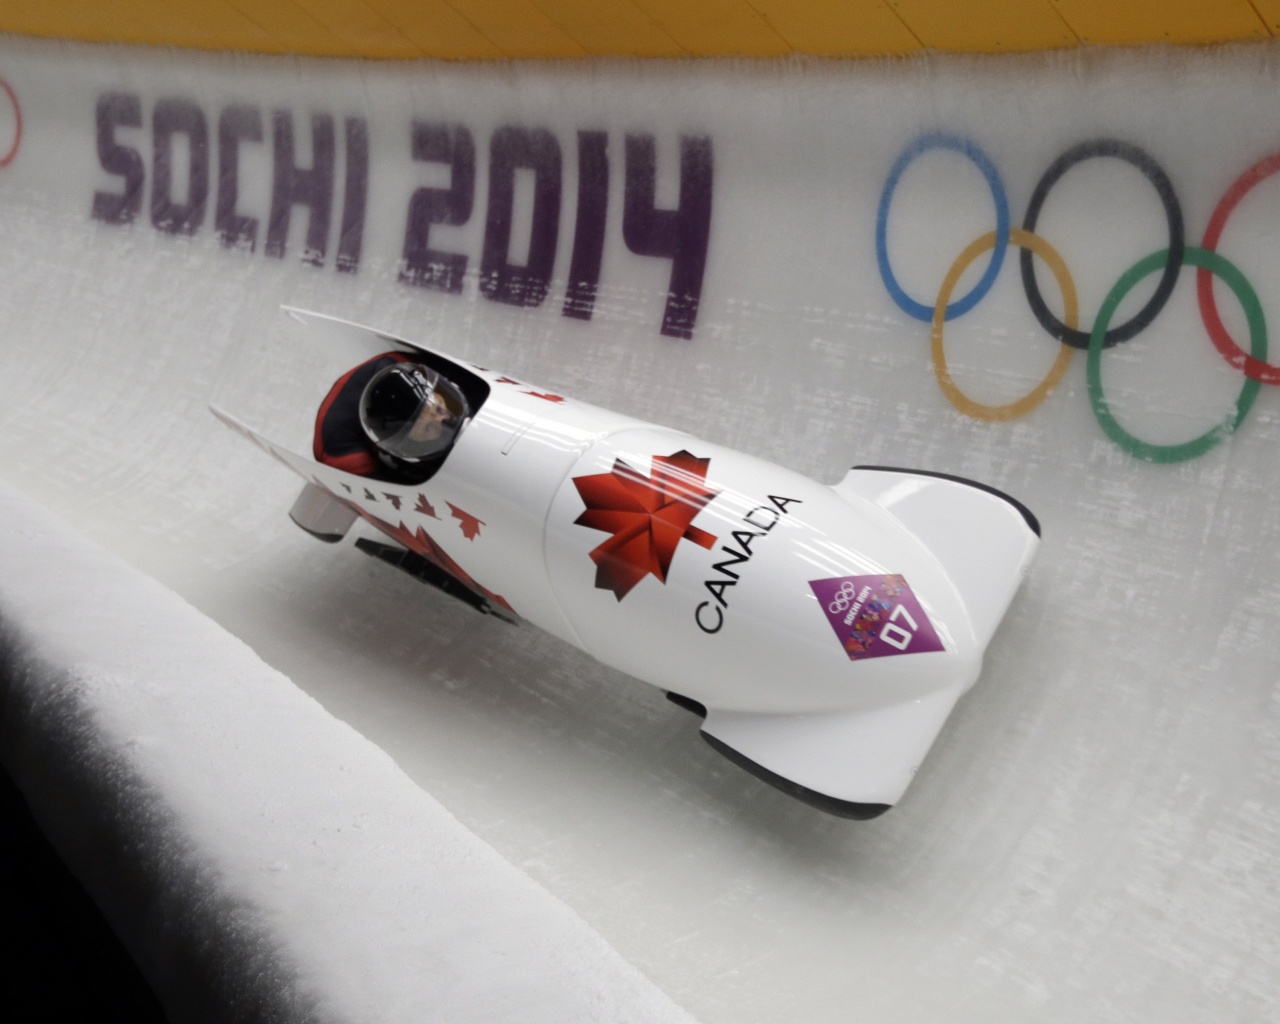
[289,521,347,544]
[355,538,516,624]
[851,465,1041,538]
[665,692,708,718]
[700,731,892,820]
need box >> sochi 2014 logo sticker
[572,450,719,600]
[810,574,944,661]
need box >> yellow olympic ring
[931,228,1076,422]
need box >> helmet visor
[359,363,468,462]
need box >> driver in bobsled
[314,352,470,481]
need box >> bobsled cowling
[214,309,1038,819]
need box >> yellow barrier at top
[0,0,1275,59]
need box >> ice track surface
[1,36,1279,1023]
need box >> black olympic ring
[1020,139,1184,351]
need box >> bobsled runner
[214,308,1039,819]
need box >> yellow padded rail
[0,0,1274,58]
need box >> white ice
[0,482,696,1023]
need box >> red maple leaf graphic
[572,450,719,600]
[447,503,485,541]
[494,376,523,386]
[414,493,439,518]
[351,506,514,613]
[383,492,402,510]
[303,480,514,613]
[524,390,565,403]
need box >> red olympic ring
[0,76,20,168]
[1198,151,1280,385]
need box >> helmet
[359,362,469,462]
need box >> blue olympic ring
[876,133,1010,323]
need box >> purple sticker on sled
[809,574,944,661]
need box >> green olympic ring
[1087,246,1266,464]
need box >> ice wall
[0,34,1278,1023]
[0,482,696,1024]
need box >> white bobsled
[214,309,1038,818]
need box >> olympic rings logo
[828,579,860,615]
[0,76,21,169]
[876,132,1279,463]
